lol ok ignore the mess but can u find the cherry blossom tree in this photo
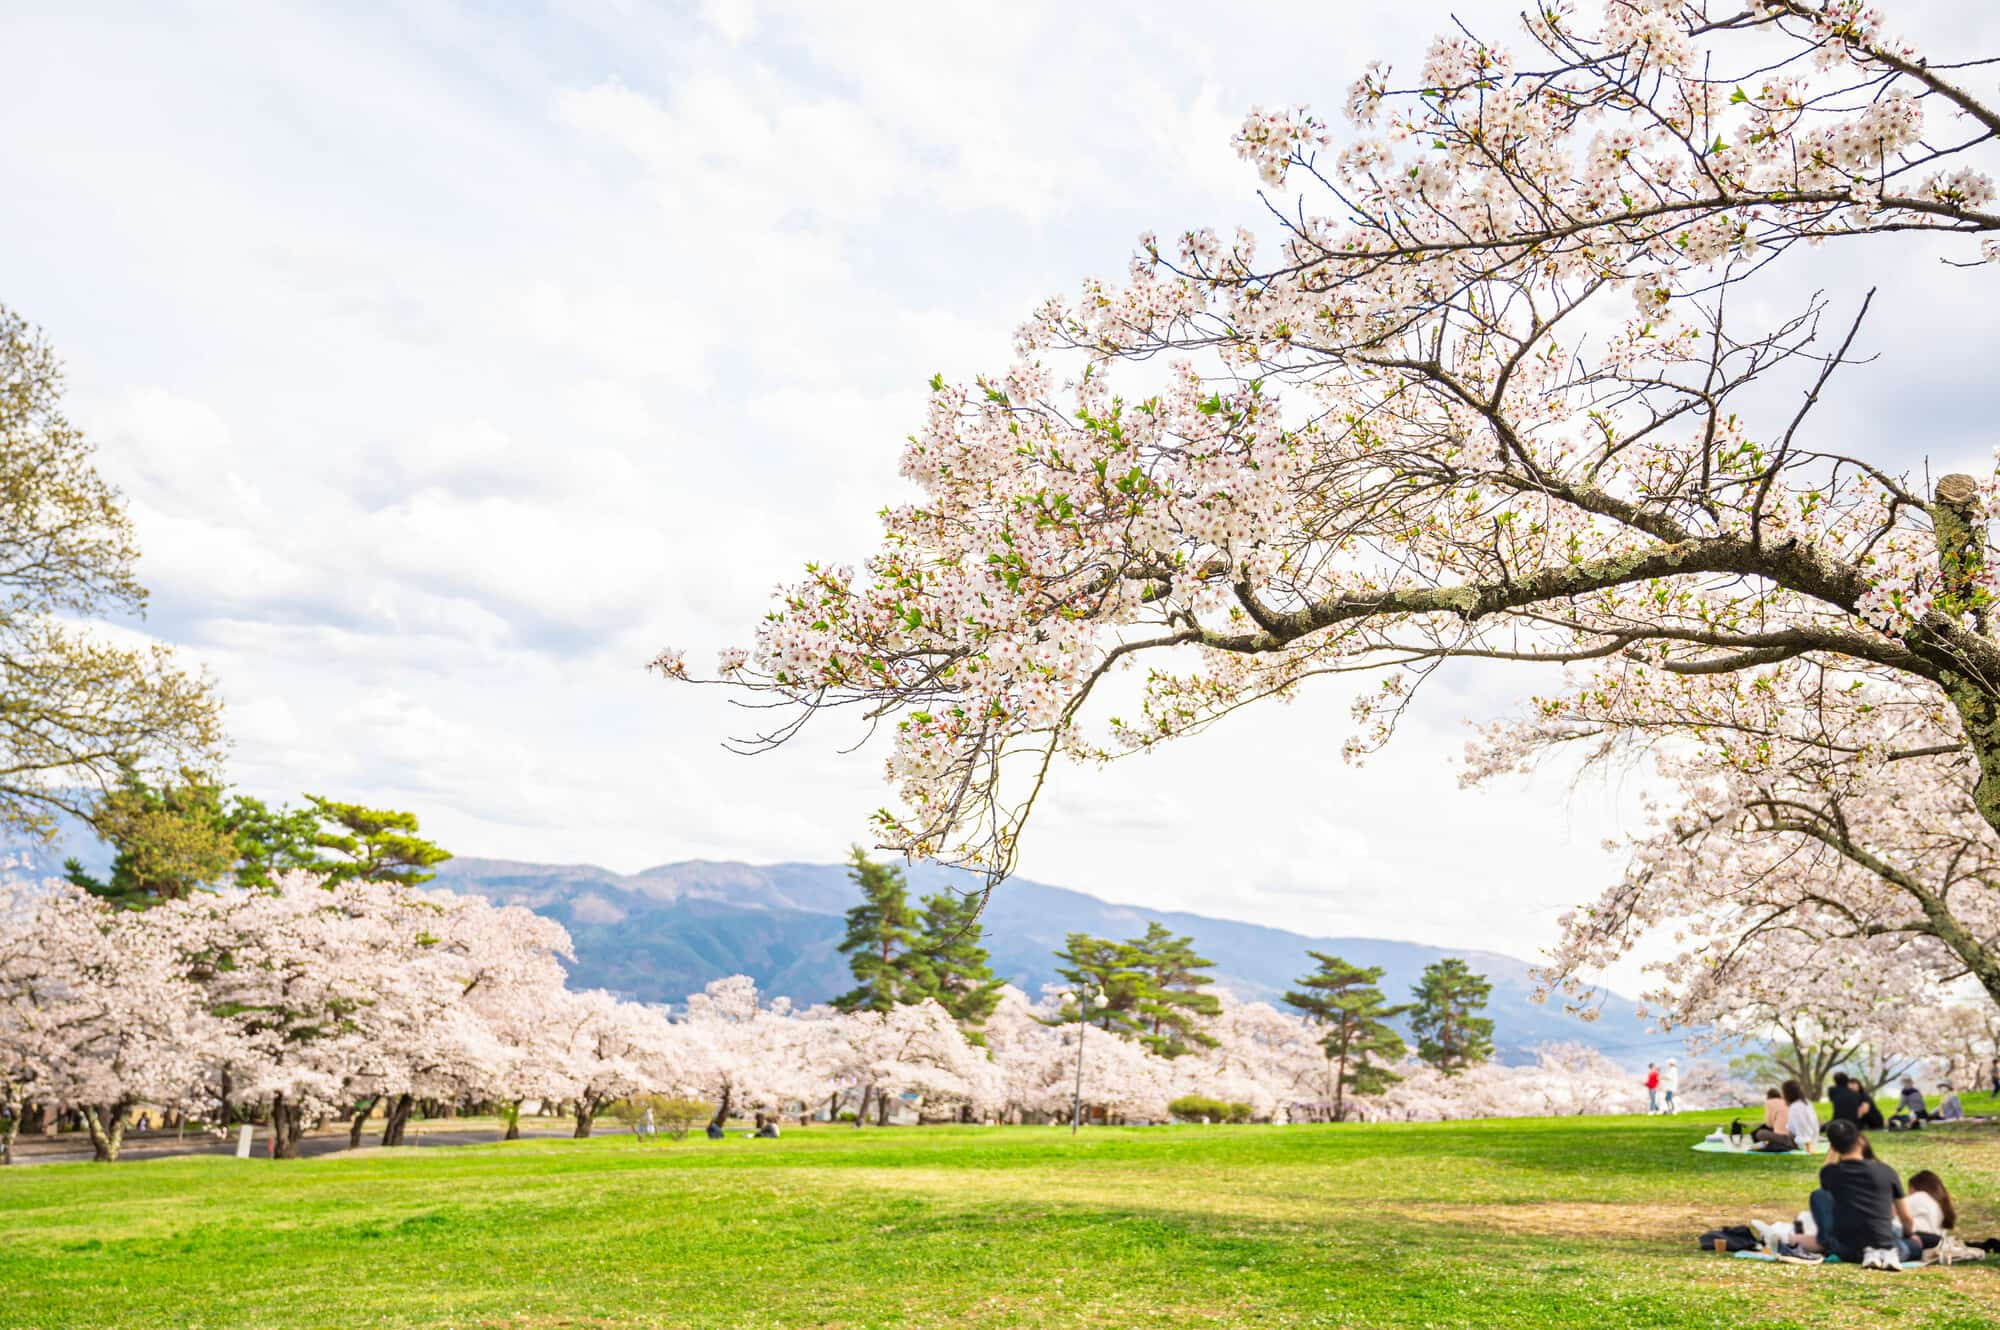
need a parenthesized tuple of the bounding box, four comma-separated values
(172, 874, 483, 1158)
(681, 976, 833, 1127)
(0, 879, 215, 1161)
(659, 3, 2000, 985)
(549, 988, 683, 1138)
(1174, 993, 1326, 1121)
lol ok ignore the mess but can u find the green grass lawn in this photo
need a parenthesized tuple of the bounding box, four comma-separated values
(6, 1106, 2000, 1329)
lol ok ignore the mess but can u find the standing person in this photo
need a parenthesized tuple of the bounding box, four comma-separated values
(1990, 1058, 1999, 1097)
(1662, 1058, 1680, 1115)
(1791, 1120, 1923, 1266)
(1645, 1063, 1661, 1114)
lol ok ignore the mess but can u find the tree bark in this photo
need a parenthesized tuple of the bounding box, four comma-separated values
(2, 1102, 19, 1166)
(380, 1093, 414, 1147)
(270, 1095, 307, 1160)
(502, 1100, 522, 1141)
(708, 1086, 733, 1133)
(82, 1104, 129, 1163)
(348, 1096, 379, 1149)
(854, 1085, 871, 1127)
(573, 1102, 595, 1139)
(877, 1091, 892, 1127)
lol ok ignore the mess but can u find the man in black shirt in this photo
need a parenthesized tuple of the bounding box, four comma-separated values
(1826, 1072, 1863, 1123)
(1802, 1120, 1921, 1265)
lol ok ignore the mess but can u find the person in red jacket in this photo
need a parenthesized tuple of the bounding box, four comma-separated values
(1645, 1063, 1662, 1114)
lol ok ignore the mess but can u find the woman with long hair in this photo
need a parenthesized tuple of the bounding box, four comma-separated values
(1906, 1171, 1957, 1248)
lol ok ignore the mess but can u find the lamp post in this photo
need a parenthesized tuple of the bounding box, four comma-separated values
(1071, 985, 1096, 1136)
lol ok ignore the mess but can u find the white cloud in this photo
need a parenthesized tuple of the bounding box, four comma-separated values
(9, 0, 1998, 976)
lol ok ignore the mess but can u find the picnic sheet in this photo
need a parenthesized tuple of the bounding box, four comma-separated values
(1691, 1139, 1806, 1156)
(1733, 1251, 1925, 1270)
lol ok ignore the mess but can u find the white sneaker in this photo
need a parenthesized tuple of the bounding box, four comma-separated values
(1861, 1247, 1903, 1270)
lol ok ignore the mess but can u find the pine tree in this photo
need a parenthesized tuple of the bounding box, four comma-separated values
(64, 768, 236, 909)
(1124, 922, 1222, 1058)
(303, 795, 451, 886)
(1284, 951, 1407, 1121)
(1409, 957, 1495, 1077)
(905, 889, 1004, 1036)
(832, 847, 917, 1012)
(1050, 932, 1148, 1035)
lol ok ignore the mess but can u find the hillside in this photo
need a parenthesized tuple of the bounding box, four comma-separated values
(432, 856, 1680, 1065)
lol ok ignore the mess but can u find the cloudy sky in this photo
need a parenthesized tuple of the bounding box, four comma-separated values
(6, 0, 1997, 968)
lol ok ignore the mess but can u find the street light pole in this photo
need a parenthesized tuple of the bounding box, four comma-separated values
(1071, 986, 1094, 1136)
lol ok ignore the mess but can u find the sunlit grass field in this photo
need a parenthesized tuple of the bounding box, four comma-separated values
(7, 1105, 2000, 1329)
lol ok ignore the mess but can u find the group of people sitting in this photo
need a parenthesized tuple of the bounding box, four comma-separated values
(704, 1113, 783, 1140)
(1751, 1119, 1966, 1268)
(1747, 1073, 1965, 1154)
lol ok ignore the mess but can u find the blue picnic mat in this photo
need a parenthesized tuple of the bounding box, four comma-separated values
(1692, 1139, 1806, 1156)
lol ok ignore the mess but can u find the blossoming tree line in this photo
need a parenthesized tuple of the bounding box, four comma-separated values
(0, 298, 1745, 1168)
(658, 2, 2000, 1062)
(2, 843, 1733, 1165)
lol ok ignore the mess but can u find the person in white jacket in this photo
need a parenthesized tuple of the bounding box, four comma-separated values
(1662, 1058, 1680, 1114)
(1786, 1084, 1819, 1151)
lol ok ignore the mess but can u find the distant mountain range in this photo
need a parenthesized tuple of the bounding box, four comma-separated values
(430, 856, 1682, 1067)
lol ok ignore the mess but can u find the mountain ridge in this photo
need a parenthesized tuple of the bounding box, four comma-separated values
(431, 855, 1679, 1066)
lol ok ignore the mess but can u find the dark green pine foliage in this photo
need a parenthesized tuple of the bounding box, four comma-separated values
(1126, 922, 1222, 1058)
(225, 795, 333, 890)
(1050, 932, 1149, 1035)
(904, 889, 1005, 1038)
(1284, 951, 1408, 1121)
(832, 848, 918, 1012)
(1409, 957, 1495, 1077)
(304, 795, 451, 887)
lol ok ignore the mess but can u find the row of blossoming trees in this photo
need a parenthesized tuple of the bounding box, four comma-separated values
(656, 0, 2000, 1065)
(1, 867, 1688, 1164)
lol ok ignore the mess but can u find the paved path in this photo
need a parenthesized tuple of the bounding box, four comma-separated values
(8, 1122, 584, 1166)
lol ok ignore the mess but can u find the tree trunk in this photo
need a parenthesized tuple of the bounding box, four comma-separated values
(826, 1092, 839, 1122)
(270, 1095, 307, 1160)
(2, 1103, 19, 1166)
(877, 1091, 892, 1127)
(380, 1093, 414, 1147)
(708, 1086, 733, 1132)
(502, 1100, 522, 1141)
(348, 1096, 379, 1148)
(573, 1102, 595, 1139)
(82, 1104, 128, 1163)
(855, 1085, 871, 1127)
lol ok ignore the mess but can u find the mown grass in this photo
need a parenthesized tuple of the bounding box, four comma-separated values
(6, 1105, 2000, 1328)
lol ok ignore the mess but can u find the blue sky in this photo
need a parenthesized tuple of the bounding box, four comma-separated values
(5, 0, 1997, 966)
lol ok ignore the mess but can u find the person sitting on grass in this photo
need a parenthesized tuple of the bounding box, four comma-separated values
(1760, 1087, 1786, 1134)
(705, 1119, 726, 1140)
(1750, 1081, 1816, 1152)
(1827, 1072, 1863, 1123)
(1937, 1084, 1965, 1122)
(1905, 1170, 1956, 1251)
(1890, 1078, 1936, 1129)
(753, 1113, 780, 1139)
(1855, 1089, 1887, 1132)
(1788, 1120, 1924, 1268)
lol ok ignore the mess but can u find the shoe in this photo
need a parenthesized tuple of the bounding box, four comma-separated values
(1861, 1247, 1903, 1270)
(1773, 1245, 1822, 1265)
